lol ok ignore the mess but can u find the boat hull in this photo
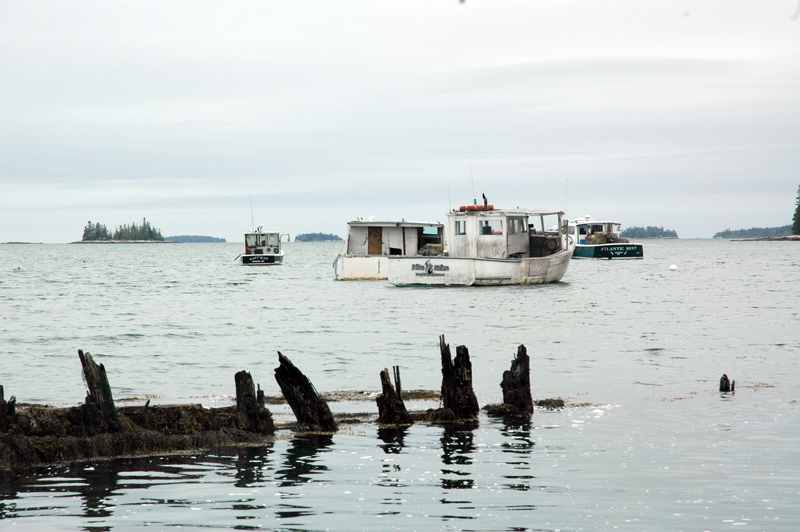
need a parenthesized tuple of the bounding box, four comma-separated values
(241, 253, 284, 265)
(573, 243, 643, 259)
(388, 247, 573, 286)
(334, 255, 389, 280)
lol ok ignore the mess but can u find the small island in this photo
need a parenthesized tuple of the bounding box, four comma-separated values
(713, 225, 792, 239)
(620, 226, 678, 239)
(295, 232, 343, 242)
(165, 235, 227, 243)
(78, 219, 168, 243)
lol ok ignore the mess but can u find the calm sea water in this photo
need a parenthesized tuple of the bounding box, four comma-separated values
(1, 240, 799, 531)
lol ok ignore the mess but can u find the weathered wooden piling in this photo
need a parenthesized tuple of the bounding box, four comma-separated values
(433, 335, 479, 422)
(502, 344, 533, 414)
(377, 366, 412, 425)
(274, 352, 338, 432)
(78, 349, 122, 434)
(719, 374, 735, 392)
(0, 385, 17, 432)
(484, 344, 533, 417)
(234, 370, 275, 434)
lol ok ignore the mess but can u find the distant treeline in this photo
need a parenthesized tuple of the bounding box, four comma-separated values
(713, 225, 792, 239)
(620, 226, 678, 239)
(166, 235, 227, 243)
(82, 219, 164, 241)
(295, 233, 342, 242)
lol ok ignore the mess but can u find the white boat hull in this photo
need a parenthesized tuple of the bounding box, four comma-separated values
(334, 255, 389, 280)
(388, 246, 573, 286)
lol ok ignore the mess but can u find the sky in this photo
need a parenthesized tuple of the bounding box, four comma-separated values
(1, 1, 799, 242)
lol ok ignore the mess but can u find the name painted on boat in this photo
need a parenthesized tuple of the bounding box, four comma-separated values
(412, 260, 449, 276)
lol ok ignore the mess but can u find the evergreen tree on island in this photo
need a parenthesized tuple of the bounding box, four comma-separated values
(82, 221, 112, 241)
(81, 218, 165, 241)
(793, 184, 800, 235)
(295, 232, 342, 242)
(619, 226, 678, 239)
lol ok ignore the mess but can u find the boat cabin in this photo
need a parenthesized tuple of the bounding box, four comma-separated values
(568, 217, 623, 244)
(343, 220, 444, 257)
(245, 227, 283, 255)
(447, 207, 565, 259)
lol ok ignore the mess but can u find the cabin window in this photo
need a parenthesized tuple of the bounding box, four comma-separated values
(591, 224, 603, 233)
(268, 234, 278, 245)
(246, 234, 257, 246)
(579, 226, 587, 235)
(422, 226, 439, 235)
(480, 220, 503, 235)
(455, 220, 466, 235)
(508, 218, 527, 236)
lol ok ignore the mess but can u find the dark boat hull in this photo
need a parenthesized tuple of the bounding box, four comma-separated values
(573, 244, 643, 259)
(241, 254, 284, 265)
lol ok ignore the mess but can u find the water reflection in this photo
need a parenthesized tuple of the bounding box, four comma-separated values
(498, 418, 535, 491)
(377, 426, 408, 454)
(230, 443, 275, 488)
(276, 434, 333, 487)
(440, 426, 476, 490)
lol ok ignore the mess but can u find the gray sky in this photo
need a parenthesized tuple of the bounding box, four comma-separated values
(2, 1, 799, 242)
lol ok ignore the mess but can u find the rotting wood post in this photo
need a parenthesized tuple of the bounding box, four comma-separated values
(377, 366, 412, 425)
(235, 370, 275, 434)
(439, 335, 479, 421)
(719, 374, 735, 393)
(501, 344, 533, 415)
(78, 349, 121, 434)
(274, 352, 337, 432)
(0, 385, 16, 432)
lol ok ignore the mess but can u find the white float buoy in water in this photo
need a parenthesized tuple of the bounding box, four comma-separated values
(669, 264, 678, 271)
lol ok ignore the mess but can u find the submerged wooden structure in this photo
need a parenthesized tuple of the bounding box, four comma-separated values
(0, 350, 277, 470)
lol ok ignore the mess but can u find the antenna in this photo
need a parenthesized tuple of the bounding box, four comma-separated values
(249, 194, 255, 231)
(564, 179, 569, 216)
(469, 157, 476, 205)
(447, 182, 452, 212)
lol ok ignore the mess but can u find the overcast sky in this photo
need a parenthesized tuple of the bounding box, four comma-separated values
(1, 1, 799, 242)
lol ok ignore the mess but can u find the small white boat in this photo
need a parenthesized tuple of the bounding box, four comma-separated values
(239, 225, 288, 265)
(568, 217, 643, 259)
(388, 201, 574, 286)
(333, 219, 444, 280)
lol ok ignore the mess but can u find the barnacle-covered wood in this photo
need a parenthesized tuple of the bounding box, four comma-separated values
(274, 352, 337, 432)
(377, 366, 412, 425)
(420, 335, 479, 423)
(0, 350, 277, 471)
(485, 344, 533, 417)
(235, 370, 275, 434)
(78, 349, 122, 434)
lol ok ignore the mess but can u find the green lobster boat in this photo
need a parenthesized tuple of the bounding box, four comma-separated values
(568, 217, 643, 259)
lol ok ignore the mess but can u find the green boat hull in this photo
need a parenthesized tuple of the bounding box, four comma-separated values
(573, 244, 643, 259)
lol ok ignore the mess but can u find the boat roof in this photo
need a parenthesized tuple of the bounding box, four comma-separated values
(346, 220, 442, 228)
(570, 218, 621, 225)
(450, 208, 564, 216)
(244, 229, 281, 234)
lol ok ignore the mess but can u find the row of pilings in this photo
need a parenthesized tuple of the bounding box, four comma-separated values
(0, 336, 535, 469)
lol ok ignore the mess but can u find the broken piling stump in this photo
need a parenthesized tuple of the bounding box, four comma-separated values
(234, 370, 275, 434)
(274, 352, 338, 432)
(78, 349, 122, 435)
(484, 344, 533, 418)
(377, 366, 412, 425)
(419, 335, 479, 423)
(0, 385, 17, 432)
(720, 374, 735, 393)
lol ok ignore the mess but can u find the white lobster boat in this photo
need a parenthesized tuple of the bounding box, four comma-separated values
(239, 225, 288, 265)
(388, 202, 574, 286)
(333, 219, 444, 280)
